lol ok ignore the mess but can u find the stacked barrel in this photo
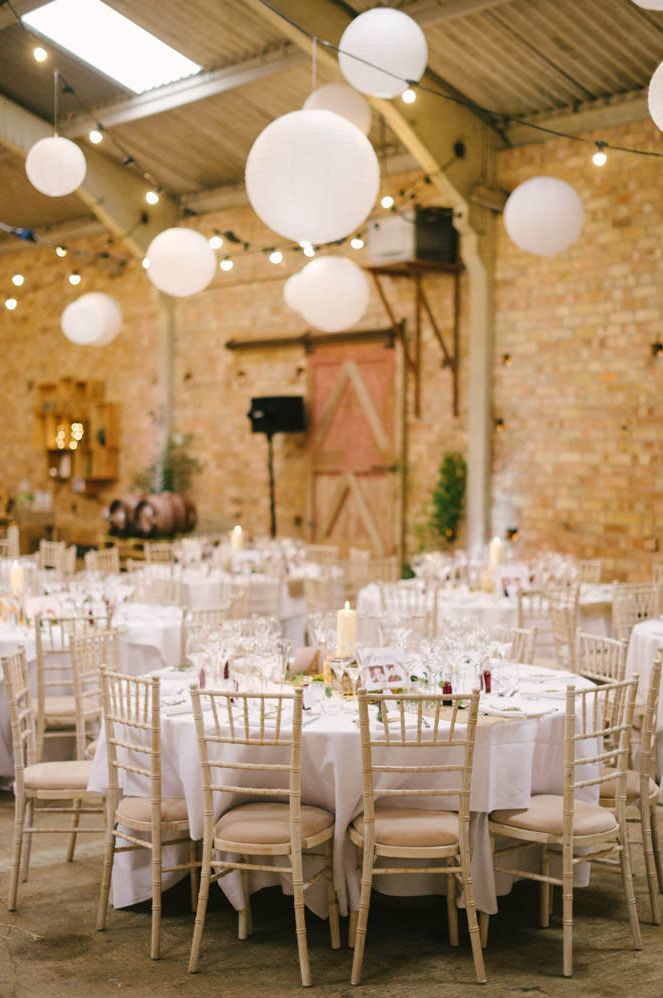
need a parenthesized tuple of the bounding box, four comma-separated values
(105, 492, 197, 537)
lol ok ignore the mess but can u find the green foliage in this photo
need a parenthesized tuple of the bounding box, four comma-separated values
(430, 452, 467, 547)
(133, 433, 202, 495)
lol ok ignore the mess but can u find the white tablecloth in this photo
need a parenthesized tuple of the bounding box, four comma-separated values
(89, 665, 595, 918)
(626, 618, 663, 800)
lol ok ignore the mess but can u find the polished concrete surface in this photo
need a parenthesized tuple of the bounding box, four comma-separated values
(1, 791, 662, 997)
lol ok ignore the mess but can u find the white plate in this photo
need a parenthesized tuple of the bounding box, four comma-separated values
(481, 695, 557, 719)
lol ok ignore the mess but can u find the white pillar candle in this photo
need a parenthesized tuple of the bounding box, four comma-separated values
(230, 524, 244, 552)
(336, 600, 356, 657)
(10, 560, 25, 597)
(488, 536, 503, 568)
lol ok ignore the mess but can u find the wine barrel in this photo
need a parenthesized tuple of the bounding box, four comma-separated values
(183, 497, 197, 532)
(134, 492, 190, 538)
(105, 493, 146, 537)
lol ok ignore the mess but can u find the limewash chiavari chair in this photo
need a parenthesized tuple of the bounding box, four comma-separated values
(37, 538, 67, 575)
(344, 554, 399, 603)
(487, 676, 640, 977)
(348, 689, 485, 986)
(70, 629, 119, 759)
(549, 586, 580, 672)
(378, 582, 433, 640)
(245, 576, 283, 618)
(144, 541, 175, 564)
(2, 649, 104, 911)
(97, 669, 198, 960)
(306, 544, 340, 568)
(653, 563, 663, 587)
(188, 686, 340, 986)
(612, 583, 662, 643)
(600, 653, 663, 924)
(180, 605, 231, 667)
(84, 545, 120, 575)
(133, 573, 183, 606)
(0, 538, 9, 558)
(577, 559, 602, 583)
(576, 633, 627, 684)
(491, 626, 538, 664)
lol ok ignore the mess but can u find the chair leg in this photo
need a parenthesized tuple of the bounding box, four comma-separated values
(66, 797, 82, 863)
(640, 800, 661, 924)
(188, 839, 199, 915)
(460, 849, 487, 985)
(324, 840, 341, 950)
(150, 832, 162, 960)
(479, 912, 489, 949)
(188, 839, 212, 973)
(238, 856, 252, 940)
(350, 846, 374, 986)
(446, 867, 459, 947)
(8, 795, 26, 911)
(650, 803, 663, 893)
(96, 818, 116, 931)
(540, 846, 551, 928)
(618, 831, 643, 951)
(291, 848, 312, 987)
(562, 847, 574, 977)
(348, 910, 358, 950)
(20, 799, 34, 883)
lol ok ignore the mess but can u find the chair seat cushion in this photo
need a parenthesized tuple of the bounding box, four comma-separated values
(44, 695, 76, 726)
(117, 796, 189, 825)
(491, 794, 618, 837)
(598, 767, 658, 802)
(214, 802, 333, 847)
(23, 759, 94, 791)
(352, 807, 459, 848)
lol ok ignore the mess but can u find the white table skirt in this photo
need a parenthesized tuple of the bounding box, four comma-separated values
(626, 618, 663, 800)
(88, 666, 596, 918)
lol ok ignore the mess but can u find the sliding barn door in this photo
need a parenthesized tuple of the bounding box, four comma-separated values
(307, 343, 401, 556)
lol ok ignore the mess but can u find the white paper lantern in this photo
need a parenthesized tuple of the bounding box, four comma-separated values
(632, 1, 663, 9)
(25, 136, 87, 197)
(145, 227, 217, 297)
(61, 293, 122, 346)
(245, 109, 380, 245)
(303, 83, 372, 135)
(288, 256, 370, 332)
(338, 8, 428, 99)
(503, 176, 585, 256)
(648, 60, 663, 131)
(283, 272, 308, 312)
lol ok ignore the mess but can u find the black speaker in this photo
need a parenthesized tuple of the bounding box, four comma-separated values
(414, 206, 458, 264)
(248, 396, 306, 435)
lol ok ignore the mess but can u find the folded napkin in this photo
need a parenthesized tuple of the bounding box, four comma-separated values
(481, 695, 557, 719)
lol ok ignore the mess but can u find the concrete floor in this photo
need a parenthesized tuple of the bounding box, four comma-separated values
(1, 791, 662, 998)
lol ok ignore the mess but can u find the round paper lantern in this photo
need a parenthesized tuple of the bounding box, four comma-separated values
(648, 60, 663, 131)
(245, 109, 380, 245)
(61, 293, 122, 346)
(303, 83, 372, 135)
(25, 136, 86, 197)
(283, 271, 308, 312)
(145, 227, 217, 297)
(503, 176, 585, 256)
(289, 256, 369, 332)
(632, 1, 663, 9)
(338, 8, 428, 99)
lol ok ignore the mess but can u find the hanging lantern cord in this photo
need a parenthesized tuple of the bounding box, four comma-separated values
(53, 67, 59, 137)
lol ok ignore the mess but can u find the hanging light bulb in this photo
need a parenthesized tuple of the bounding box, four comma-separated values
(220, 257, 234, 272)
(141, 257, 150, 270)
(89, 129, 103, 145)
(381, 194, 395, 209)
(56, 245, 67, 257)
(68, 272, 81, 286)
(592, 142, 608, 167)
(269, 249, 284, 264)
(4, 297, 17, 310)
(209, 231, 223, 250)
(401, 88, 417, 104)
(11, 274, 25, 287)
(145, 189, 160, 205)
(299, 240, 311, 249)
(350, 235, 365, 250)
(303, 245, 316, 257)
(33, 46, 48, 63)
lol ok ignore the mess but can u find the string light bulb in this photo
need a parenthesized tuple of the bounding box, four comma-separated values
(209, 231, 223, 250)
(592, 142, 608, 167)
(68, 272, 81, 286)
(298, 240, 311, 249)
(55, 245, 67, 258)
(33, 46, 48, 63)
(145, 189, 160, 205)
(381, 194, 395, 209)
(269, 249, 283, 264)
(141, 257, 150, 270)
(401, 88, 417, 104)
(220, 257, 234, 272)
(11, 274, 24, 287)
(89, 129, 103, 145)
(350, 235, 364, 250)
(303, 244, 315, 257)
(4, 297, 17, 310)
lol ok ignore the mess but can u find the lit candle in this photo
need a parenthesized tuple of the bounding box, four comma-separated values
(230, 524, 244, 552)
(488, 536, 503, 568)
(336, 601, 356, 657)
(9, 560, 25, 597)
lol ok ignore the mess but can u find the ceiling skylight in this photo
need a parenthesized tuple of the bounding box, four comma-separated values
(23, 0, 202, 94)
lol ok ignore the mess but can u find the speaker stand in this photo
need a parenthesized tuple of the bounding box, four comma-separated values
(266, 432, 277, 538)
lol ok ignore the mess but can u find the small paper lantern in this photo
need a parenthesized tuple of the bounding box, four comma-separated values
(288, 256, 370, 332)
(632, 1, 663, 9)
(303, 83, 372, 135)
(245, 109, 380, 245)
(503, 176, 585, 256)
(145, 227, 217, 297)
(25, 136, 87, 197)
(61, 293, 122, 346)
(338, 8, 428, 99)
(648, 60, 663, 131)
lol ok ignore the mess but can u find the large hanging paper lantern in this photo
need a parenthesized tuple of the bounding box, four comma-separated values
(283, 272, 307, 312)
(503, 176, 585, 256)
(648, 61, 663, 130)
(287, 256, 370, 332)
(61, 293, 122, 346)
(245, 109, 380, 245)
(145, 228, 217, 297)
(25, 136, 86, 197)
(632, 1, 663, 9)
(303, 83, 372, 136)
(338, 8, 428, 99)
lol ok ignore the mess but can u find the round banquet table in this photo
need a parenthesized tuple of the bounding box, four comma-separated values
(88, 664, 597, 918)
(626, 618, 663, 800)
